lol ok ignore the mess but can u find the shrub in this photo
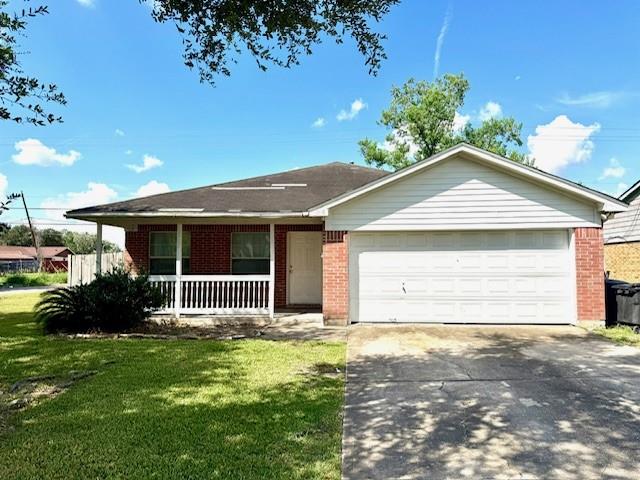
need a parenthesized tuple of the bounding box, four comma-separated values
(35, 268, 164, 334)
(35, 284, 96, 334)
(90, 268, 164, 332)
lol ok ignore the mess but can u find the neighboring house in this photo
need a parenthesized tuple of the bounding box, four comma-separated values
(66, 144, 627, 326)
(0, 246, 72, 273)
(604, 180, 640, 282)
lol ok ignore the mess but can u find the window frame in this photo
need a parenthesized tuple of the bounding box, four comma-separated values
(148, 231, 191, 275)
(230, 231, 270, 275)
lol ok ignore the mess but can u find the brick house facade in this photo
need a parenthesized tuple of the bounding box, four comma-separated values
(126, 223, 323, 308)
(70, 145, 626, 326)
(575, 228, 605, 323)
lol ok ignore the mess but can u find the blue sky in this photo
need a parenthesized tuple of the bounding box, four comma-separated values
(1, 0, 639, 244)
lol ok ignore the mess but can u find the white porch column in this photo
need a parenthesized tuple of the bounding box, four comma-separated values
(95, 222, 103, 275)
(175, 224, 183, 318)
(268, 223, 275, 319)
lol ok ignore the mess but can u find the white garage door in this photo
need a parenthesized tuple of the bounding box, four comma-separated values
(350, 230, 574, 324)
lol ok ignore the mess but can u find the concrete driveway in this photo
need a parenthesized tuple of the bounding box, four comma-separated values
(343, 325, 640, 480)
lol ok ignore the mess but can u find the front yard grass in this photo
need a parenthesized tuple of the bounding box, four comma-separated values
(594, 325, 640, 347)
(0, 293, 345, 479)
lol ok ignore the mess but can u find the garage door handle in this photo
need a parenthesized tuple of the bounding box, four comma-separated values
(402, 282, 406, 294)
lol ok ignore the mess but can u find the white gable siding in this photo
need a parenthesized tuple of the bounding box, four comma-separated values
(604, 196, 640, 244)
(325, 156, 600, 231)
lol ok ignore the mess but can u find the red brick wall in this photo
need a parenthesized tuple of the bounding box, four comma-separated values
(575, 227, 605, 322)
(125, 223, 322, 307)
(322, 231, 349, 325)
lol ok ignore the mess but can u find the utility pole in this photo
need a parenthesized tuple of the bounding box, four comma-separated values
(17, 191, 41, 271)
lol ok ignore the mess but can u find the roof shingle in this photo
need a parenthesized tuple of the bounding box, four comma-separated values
(67, 162, 389, 216)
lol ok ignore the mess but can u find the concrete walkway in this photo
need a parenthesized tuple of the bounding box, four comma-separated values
(343, 325, 640, 480)
(0, 285, 62, 296)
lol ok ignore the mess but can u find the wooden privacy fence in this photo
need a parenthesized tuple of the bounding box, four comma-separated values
(68, 252, 124, 286)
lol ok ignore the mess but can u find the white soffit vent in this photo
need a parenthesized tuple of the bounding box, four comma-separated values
(158, 208, 205, 212)
(211, 186, 285, 191)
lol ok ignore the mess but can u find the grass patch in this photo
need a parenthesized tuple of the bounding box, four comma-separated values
(593, 325, 640, 347)
(0, 293, 345, 479)
(0, 272, 67, 287)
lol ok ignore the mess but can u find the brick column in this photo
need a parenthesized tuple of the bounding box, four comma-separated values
(575, 227, 605, 323)
(322, 231, 349, 326)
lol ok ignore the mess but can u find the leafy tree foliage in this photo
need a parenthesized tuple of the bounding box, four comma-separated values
(149, 0, 399, 84)
(39, 228, 64, 246)
(0, 225, 120, 252)
(0, 0, 66, 125)
(359, 74, 532, 171)
(61, 230, 120, 254)
(0, 224, 32, 246)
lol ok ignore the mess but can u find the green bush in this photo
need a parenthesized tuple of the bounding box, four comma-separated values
(1, 272, 67, 287)
(35, 268, 164, 334)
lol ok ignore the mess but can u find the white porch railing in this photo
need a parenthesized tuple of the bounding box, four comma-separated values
(149, 275, 271, 315)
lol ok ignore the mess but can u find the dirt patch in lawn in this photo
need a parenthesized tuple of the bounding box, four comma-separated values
(0, 369, 102, 436)
(59, 321, 266, 341)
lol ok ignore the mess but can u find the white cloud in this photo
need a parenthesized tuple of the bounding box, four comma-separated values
(115, 129, 125, 137)
(135, 180, 170, 198)
(599, 158, 626, 180)
(126, 154, 163, 173)
(433, 3, 453, 78)
(337, 99, 367, 121)
(556, 91, 627, 109)
(76, 0, 95, 7)
(479, 101, 503, 121)
(452, 111, 471, 132)
(125, 149, 133, 155)
(527, 115, 600, 173)
(0, 173, 7, 198)
(40, 183, 124, 246)
(312, 117, 326, 128)
(12, 139, 81, 167)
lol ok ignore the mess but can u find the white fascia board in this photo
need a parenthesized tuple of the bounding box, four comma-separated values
(308, 144, 628, 215)
(66, 211, 308, 221)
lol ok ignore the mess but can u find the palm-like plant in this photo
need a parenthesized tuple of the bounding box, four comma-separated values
(34, 269, 164, 334)
(35, 285, 96, 333)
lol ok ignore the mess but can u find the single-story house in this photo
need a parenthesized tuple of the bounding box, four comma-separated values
(0, 246, 72, 273)
(66, 144, 627, 325)
(604, 180, 640, 282)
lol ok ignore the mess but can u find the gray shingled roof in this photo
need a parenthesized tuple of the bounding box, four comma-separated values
(67, 162, 389, 216)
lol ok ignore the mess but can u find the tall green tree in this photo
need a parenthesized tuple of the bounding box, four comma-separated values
(38, 228, 64, 246)
(0, 1, 66, 125)
(149, 0, 400, 84)
(0, 224, 33, 246)
(359, 74, 532, 171)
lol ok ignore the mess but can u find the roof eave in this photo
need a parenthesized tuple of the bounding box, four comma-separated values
(65, 211, 310, 221)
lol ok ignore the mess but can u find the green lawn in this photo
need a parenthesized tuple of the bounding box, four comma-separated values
(0, 272, 67, 287)
(594, 325, 640, 347)
(0, 293, 345, 479)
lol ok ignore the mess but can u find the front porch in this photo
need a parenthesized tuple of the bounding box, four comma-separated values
(102, 221, 329, 318)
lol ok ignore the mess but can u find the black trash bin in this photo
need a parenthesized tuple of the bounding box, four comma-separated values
(605, 279, 630, 326)
(615, 284, 640, 326)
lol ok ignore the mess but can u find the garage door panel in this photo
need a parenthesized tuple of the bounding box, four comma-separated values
(351, 230, 573, 324)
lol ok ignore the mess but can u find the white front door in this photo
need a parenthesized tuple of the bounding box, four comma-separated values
(288, 232, 323, 304)
(350, 230, 574, 324)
